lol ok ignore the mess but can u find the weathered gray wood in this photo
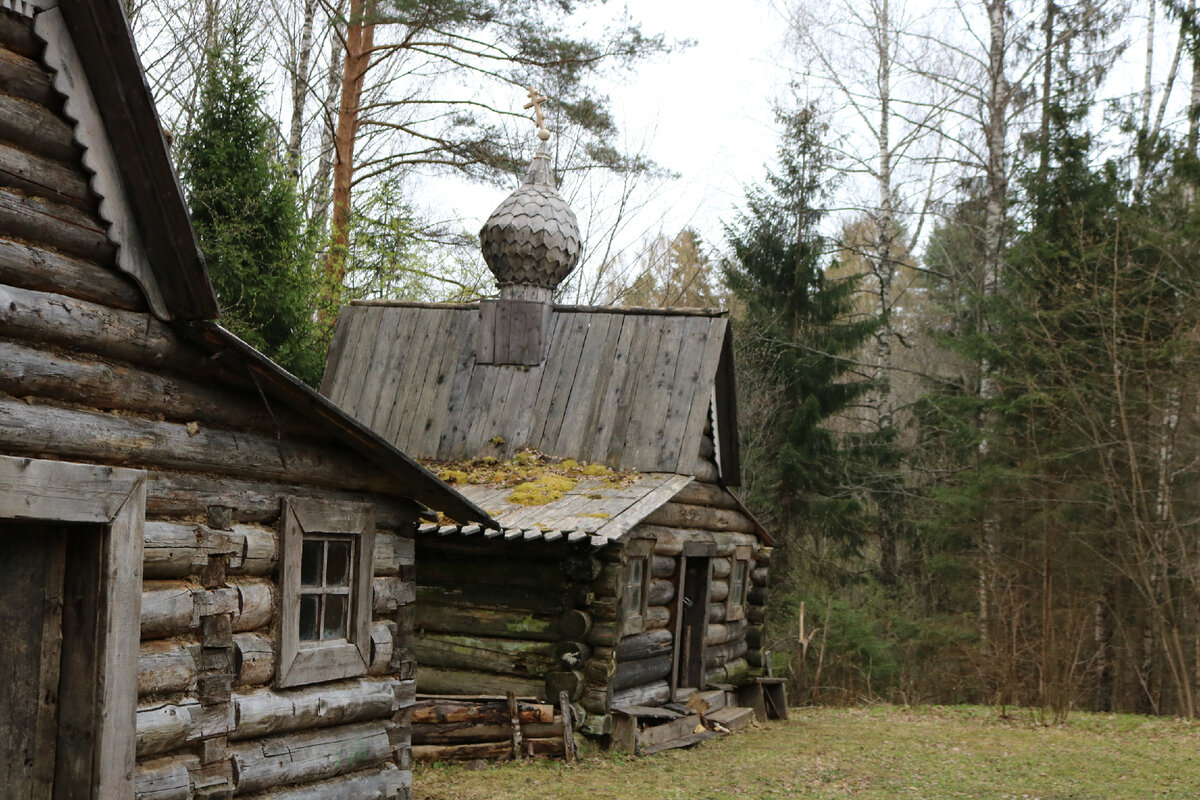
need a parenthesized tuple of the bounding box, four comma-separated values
(651, 554, 677, 578)
(232, 579, 274, 632)
(622, 315, 687, 468)
(415, 633, 557, 676)
(543, 670, 585, 701)
(411, 737, 564, 762)
(235, 764, 409, 799)
(708, 580, 730, 604)
(134, 755, 198, 800)
(704, 639, 749, 669)
(435, 313, 483, 460)
(680, 318, 730, 475)
(610, 654, 672, 692)
(602, 315, 655, 467)
(648, 577, 675, 606)
(416, 582, 567, 616)
(705, 620, 748, 646)
(0, 341, 301, 437)
(229, 721, 392, 793)
(0, 138, 92, 211)
(137, 639, 197, 696)
(0, 235, 143, 313)
(411, 719, 563, 745)
(372, 576, 415, 614)
(141, 581, 197, 639)
(642, 502, 757, 534)
(671, 480, 740, 510)
(0, 44, 57, 107)
(655, 317, 713, 468)
(549, 313, 613, 456)
(410, 698, 554, 726)
(0, 185, 112, 261)
(610, 680, 671, 708)
(231, 678, 398, 741)
(415, 602, 562, 641)
(416, 667, 545, 699)
(412, 312, 473, 456)
(328, 305, 385, 419)
(368, 621, 395, 675)
(0, 12, 41, 58)
(645, 606, 671, 630)
(0, 453, 143, 523)
(358, 304, 416, 437)
(136, 702, 193, 757)
(146, 471, 419, 529)
(233, 632, 276, 686)
(0, 396, 407, 493)
(536, 314, 592, 449)
(705, 658, 750, 685)
(389, 307, 440, 447)
(615, 629, 673, 662)
(711, 557, 732, 579)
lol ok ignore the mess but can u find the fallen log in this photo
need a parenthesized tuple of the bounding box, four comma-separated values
(412, 720, 563, 744)
(410, 737, 564, 762)
(410, 699, 553, 726)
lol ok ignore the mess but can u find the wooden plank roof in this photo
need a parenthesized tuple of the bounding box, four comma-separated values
(418, 473, 694, 548)
(323, 302, 741, 483)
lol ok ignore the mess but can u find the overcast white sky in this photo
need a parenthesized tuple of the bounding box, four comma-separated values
(422, 0, 796, 275)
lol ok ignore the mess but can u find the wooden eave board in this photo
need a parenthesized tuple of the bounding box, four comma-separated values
(54, 0, 218, 320)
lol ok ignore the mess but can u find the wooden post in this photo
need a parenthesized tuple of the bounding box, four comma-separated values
(507, 691, 522, 761)
(558, 690, 577, 764)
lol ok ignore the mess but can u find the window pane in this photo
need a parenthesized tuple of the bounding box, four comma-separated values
(301, 539, 323, 587)
(324, 593, 348, 640)
(326, 540, 351, 586)
(299, 594, 320, 641)
(627, 558, 644, 613)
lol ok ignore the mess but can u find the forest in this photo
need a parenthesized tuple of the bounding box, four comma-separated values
(127, 0, 1200, 719)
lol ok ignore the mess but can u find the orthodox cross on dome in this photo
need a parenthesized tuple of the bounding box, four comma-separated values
(524, 87, 551, 141)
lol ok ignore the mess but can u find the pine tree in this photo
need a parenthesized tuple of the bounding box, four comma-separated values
(180, 18, 321, 385)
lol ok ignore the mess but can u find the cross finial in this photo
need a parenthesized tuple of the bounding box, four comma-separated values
(524, 87, 551, 141)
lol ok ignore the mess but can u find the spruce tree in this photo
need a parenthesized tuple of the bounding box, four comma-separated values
(180, 20, 321, 385)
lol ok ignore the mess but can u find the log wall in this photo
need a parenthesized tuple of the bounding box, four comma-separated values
(0, 13, 420, 798)
(576, 483, 771, 735)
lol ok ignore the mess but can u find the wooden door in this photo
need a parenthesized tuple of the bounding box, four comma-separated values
(676, 556, 711, 690)
(0, 525, 103, 799)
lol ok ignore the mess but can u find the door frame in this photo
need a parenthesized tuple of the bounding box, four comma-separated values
(671, 541, 716, 696)
(0, 454, 145, 797)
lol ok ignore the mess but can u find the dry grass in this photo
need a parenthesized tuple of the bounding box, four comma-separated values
(414, 705, 1200, 799)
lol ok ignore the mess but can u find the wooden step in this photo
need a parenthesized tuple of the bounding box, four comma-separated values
(639, 729, 720, 755)
(707, 705, 755, 733)
(692, 689, 727, 713)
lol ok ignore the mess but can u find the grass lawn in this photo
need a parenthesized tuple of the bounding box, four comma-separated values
(413, 705, 1200, 799)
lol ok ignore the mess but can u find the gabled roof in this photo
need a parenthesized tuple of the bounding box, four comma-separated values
(36, 0, 218, 320)
(11, 0, 491, 525)
(322, 302, 742, 484)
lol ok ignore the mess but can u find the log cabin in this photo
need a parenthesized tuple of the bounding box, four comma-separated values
(0, 1, 493, 796)
(321, 118, 779, 757)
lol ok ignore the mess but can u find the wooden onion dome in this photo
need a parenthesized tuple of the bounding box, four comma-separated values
(479, 90, 581, 302)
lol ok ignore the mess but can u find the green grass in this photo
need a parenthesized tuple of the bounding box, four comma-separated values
(413, 705, 1200, 799)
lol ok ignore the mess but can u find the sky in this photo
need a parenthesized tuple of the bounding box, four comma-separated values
(421, 0, 798, 278)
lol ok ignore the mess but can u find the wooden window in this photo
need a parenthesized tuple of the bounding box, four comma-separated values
(279, 498, 375, 688)
(0, 454, 145, 797)
(621, 539, 653, 635)
(727, 546, 752, 621)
